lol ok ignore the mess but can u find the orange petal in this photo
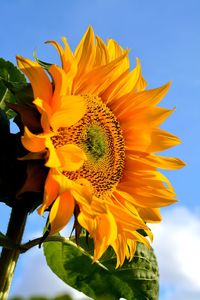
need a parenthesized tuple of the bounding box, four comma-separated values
(110, 82, 171, 117)
(119, 106, 175, 128)
(22, 127, 46, 152)
(47, 37, 77, 77)
(94, 36, 109, 66)
(117, 182, 177, 208)
(93, 212, 118, 260)
(148, 128, 182, 152)
(128, 153, 185, 170)
(124, 129, 151, 152)
(138, 207, 162, 223)
(133, 82, 171, 107)
(49, 65, 69, 103)
(103, 58, 142, 102)
(112, 233, 127, 268)
(38, 169, 59, 215)
(74, 51, 129, 95)
(33, 98, 52, 132)
(122, 169, 175, 194)
(49, 64, 72, 106)
(16, 55, 52, 103)
(61, 36, 77, 77)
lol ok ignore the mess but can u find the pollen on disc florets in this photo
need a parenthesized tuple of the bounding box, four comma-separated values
(51, 95, 125, 196)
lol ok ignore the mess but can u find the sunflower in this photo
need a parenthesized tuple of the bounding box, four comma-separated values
(16, 26, 185, 267)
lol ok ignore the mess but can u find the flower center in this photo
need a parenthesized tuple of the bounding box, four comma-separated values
(51, 95, 125, 196)
(84, 124, 107, 161)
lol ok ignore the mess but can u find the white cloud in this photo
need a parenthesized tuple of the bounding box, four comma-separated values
(9, 206, 200, 300)
(10, 247, 91, 299)
(150, 206, 200, 300)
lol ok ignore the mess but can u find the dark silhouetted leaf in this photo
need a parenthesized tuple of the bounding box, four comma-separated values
(0, 231, 16, 249)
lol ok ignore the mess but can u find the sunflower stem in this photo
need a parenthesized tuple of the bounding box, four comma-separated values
(0, 206, 28, 300)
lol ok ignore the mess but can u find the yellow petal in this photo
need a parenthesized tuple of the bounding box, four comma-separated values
(113, 190, 139, 216)
(50, 96, 86, 130)
(74, 26, 96, 80)
(107, 39, 122, 60)
(126, 230, 151, 249)
(52, 172, 76, 194)
(49, 191, 75, 235)
(16, 55, 52, 103)
(135, 71, 148, 91)
(127, 240, 137, 262)
(45, 138, 62, 168)
(33, 97, 52, 116)
(107, 38, 130, 73)
(78, 212, 95, 235)
(108, 201, 147, 230)
(56, 144, 87, 171)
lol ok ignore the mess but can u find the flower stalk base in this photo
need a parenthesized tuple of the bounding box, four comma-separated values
(0, 206, 28, 300)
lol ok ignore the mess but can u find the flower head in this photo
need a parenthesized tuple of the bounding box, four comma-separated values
(16, 26, 185, 267)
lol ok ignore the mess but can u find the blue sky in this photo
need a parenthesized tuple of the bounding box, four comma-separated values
(0, 0, 200, 299)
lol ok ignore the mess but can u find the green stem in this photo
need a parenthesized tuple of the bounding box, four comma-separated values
(20, 236, 108, 271)
(0, 206, 28, 300)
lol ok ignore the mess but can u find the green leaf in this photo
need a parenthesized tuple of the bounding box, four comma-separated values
(44, 237, 159, 300)
(0, 58, 27, 118)
(0, 80, 17, 118)
(54, 295, 73, 300)
(0, 58, 26, 90)
(10, 295, 73, 300)
(0, 231, 15, 249)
